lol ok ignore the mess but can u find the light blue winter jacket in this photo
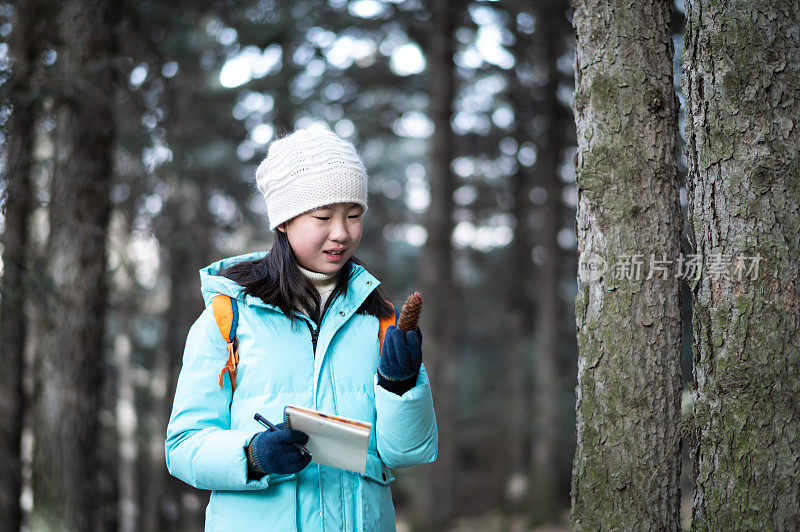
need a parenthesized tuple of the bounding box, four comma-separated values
(165, 251, 438, 531)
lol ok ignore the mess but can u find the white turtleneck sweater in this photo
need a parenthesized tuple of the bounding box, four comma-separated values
(297, 264, 338, 317)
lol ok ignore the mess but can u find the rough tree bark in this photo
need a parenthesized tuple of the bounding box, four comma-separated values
(0, 1, 46, 527)
(682, 0, 800, 528)
(570, 0, 683, 529)
(31, 0, 119, 529)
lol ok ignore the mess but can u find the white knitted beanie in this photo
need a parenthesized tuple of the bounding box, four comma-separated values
(256, 128, 369, 231)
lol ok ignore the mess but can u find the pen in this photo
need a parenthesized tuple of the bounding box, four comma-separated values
(254, 413, 311, 457)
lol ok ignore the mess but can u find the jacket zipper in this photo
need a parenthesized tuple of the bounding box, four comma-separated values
(306, 320, 319, 355)
(305, 301, 331, 357)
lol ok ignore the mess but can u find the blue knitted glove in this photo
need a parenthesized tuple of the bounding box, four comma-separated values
(246, 422, 311, 476)
(378, 325, 423, 396)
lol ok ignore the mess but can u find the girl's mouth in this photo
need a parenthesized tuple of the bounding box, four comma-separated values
(324, 250, 345, 261)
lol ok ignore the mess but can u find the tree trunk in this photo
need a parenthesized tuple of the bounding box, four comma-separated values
(145, 64, 216, 530)
(0, 1, 46, 527)
(115, 329, 138, 532)
(570, 0, 683, 529)
(151, 186, 213, 532)
(415, 0, 458, 526)
(529, 0, 571, 522)
(31, 0, 119, 528)
(503, 5, 538, 514)
(503, 108, 535, 514)
(682, 0, 800, 528)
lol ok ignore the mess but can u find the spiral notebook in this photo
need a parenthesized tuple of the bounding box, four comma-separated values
(283, 404, 372, 474)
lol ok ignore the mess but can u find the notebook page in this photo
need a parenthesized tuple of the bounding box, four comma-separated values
(284, 405, 371, 474)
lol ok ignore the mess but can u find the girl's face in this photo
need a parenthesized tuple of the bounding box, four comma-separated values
(278, 202, 364, 274)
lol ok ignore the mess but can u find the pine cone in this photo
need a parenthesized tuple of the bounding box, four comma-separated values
(397, 292, 423, 332)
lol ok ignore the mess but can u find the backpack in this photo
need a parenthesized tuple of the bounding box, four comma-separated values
(211, 294, 396, 391)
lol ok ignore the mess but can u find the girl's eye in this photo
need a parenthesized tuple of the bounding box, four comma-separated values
(348, 215, 361, 219)
(314, 217, 329, 220)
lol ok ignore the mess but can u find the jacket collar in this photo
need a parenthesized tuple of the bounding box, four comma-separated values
(198, 250, 379, 318)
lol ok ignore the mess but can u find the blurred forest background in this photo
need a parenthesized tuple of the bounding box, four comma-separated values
(0, 0, 692, 530)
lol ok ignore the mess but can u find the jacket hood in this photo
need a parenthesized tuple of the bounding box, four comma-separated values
(198, 250, 375, 310)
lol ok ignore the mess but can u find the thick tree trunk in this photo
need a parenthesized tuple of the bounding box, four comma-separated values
(0, 1, 45, 527)
(415, 0, 458, 526)
(682, 1, 800, 528)
(31, 0, 118, 529)
(570, 0, 683, 529)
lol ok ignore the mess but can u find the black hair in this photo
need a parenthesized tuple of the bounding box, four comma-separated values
(218, 229, 395, 329)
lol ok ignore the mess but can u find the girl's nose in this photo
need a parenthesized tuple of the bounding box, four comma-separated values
(329, 219, 348, 240)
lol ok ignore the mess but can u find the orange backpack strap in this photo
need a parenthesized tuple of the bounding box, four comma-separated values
(211, 294, 239, 391)
(378, 301, 397, 356)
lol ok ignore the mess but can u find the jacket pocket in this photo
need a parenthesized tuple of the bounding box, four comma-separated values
(356, 453, 396, 531)
(206, 475, 298, 532)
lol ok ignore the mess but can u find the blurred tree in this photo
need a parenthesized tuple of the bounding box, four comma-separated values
(683, 0, 800, 527)
(227, 0, 433, 270)
(107, 233, 141, 532)
(491, 1, 576, 522)
(527, 0, 573, 523)
(0, 1, 48, 528)
(30, 0, 121, 529)
(570, 0, 683, 528)
(501, 1, 538, 515)
(114, 4, 245, 529)
(416, 0, 459, 527)
(150, 184, 213, 532)
(224, 1, 301, 136)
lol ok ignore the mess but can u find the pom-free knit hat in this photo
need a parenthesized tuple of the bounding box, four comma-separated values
(256, 128, 369, 231)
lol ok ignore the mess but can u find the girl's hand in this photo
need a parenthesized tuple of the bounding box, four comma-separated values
(246, 424, 311, 475)
(378, 325, 423, 395)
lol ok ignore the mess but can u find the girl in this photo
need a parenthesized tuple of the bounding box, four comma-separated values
(165, 128, 438, 531)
